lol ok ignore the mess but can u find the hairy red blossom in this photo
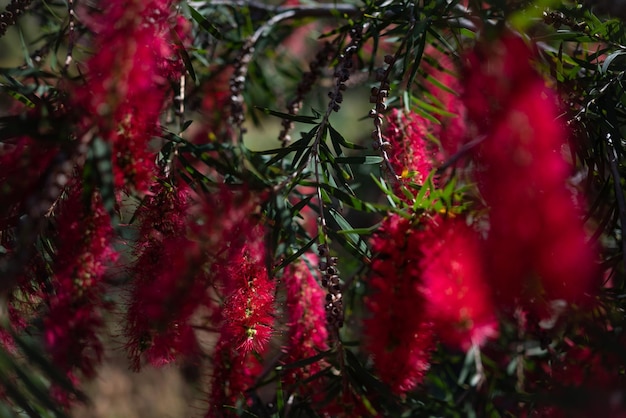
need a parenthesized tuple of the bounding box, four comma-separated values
(385, 109, 435, 184)
(74, 0, 188, 192)
(192, 187, 266, 255)
(281, 255, 328, 388)
(208, 339, 265, 417)
(464, 35, 599, 314)
(44, 182, 117, 378)
(419, 217, 497, 349)
(463, 34, 538, 131)
(125, 182, 207, 370)
(220, 235, 275, 355)
(127, 236, 207, 369)
(364, 214, 435, 394)
(204, 191, 274, 416)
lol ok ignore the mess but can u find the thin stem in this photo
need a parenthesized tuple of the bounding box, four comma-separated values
(62, 0, 76, 74)
(227, 2, 361, 133)
(191, 1, 360, 19)
(608, 137, 626, 273)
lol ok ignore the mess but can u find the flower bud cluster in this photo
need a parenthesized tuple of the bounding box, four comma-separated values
(0, 0, 31, 37)
(318, 244, 343, 330)
(370, 54, 400, 181)
(326, 27, 362, 115)
(278, 41, 337, 145)
(543, 10, 589, 32)
(229, 42, 255, 132)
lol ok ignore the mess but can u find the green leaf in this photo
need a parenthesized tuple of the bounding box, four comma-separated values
(275, 350, 330, 371)
(327, 207, 370, 258)
(334, 156, 383, 165)
(189, 6, 223, 40)
(11, 334, 83, 402)
(369, 174, 401, 207)
(406, 20, 429, 90)
(0, 86, 35, 108)
(290, 126, 319, 169)
(174, 36, 196, 82)
(272, 237, 317, 274)
(412, 96, 457, 118)
(328, 124, 366, 149)
(255, 107, 319, 124)
(302, 181, 378, 212)
(181, 120, 193, 132)
(336, 225, 380, 235)
(8, 358, 63, 415)
(602, 50, 626, 74)
(344, 349, 392, 398)
(290, 195, 315, 214)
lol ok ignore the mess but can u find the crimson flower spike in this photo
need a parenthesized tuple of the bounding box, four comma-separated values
(463, 33, 600, 317)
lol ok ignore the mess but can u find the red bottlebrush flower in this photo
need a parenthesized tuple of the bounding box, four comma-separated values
(207, 338, 265, 417)
(385, 109, 435, 184)
(364, 214, 435, 395)
(281, 254, 329, 388)
(44, 181, 117, 379)
(419, 217, 498, 349)
(204, 191, 274, 416)
(126, 235, 207, 369)
(462, 33, 537, 131)
(73, 0, 189, 192)
(125, 182, 208, 370)
(219, 235, 275, 355)
(464, 35, 599, 314)
(192, 186, 267, 256)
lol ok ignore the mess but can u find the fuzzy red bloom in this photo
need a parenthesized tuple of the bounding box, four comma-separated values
(207, 338, 265, 417)
(125, 182, 207, 370)
(419, 217, 497, 349)
(73, 0, 188, 192)
(464, 34, 599, 314)
(197, 189, 274, 416)
(364, 214, 435, 394)
(385, 109, 435, 184)
(219, 234, 275, 355)
(281, 254, 328, 389)
(45, 182, 117, 379)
